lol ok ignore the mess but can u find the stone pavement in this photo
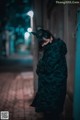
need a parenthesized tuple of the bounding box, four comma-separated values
(0, 72, 73, 120)
(0, 72, 43, 120)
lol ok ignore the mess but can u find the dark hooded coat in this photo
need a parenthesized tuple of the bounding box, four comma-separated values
(31, 38, 67, 114)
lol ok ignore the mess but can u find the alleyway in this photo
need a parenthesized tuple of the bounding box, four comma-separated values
(0, 72, 43, 120)
(0, 72, 73, 120)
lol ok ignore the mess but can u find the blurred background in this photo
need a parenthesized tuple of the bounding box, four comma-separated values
(0, 0, 34, 72)
(0, 0, 80, 120)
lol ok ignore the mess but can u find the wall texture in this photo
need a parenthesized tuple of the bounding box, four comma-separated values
(32, 1, 79, 119)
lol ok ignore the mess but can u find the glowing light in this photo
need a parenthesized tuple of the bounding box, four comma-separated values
(24, 32, 30, 40)
(27, 10, 34, 17)
(27, 27, 32, 33)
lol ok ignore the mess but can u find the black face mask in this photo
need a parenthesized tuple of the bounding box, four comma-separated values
(38, 40, 44, 51)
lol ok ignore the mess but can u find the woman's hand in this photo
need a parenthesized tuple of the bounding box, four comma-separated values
(42, 36, 53, 47)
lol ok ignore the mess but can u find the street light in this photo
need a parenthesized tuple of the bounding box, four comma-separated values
(24, 32, 30, 40)
(27, 10, 34, 18)
(27, 10, 34, 31)
(27, 27, 32, 33)
(27, 10, 38, 92)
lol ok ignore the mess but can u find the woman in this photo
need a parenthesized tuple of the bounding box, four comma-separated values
(31, 29, 67, 120)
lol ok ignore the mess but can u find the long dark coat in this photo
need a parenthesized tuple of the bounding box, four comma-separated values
(31, 38, 67, 114)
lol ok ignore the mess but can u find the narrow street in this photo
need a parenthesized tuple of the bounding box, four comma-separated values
(0, 72, 73, 120)
(0, 55, 33, 72)
(0, 72, 43, 120)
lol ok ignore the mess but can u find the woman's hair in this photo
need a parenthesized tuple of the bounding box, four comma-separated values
(31, 28, 54, 43)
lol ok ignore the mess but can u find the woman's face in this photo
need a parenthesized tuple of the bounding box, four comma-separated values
(38, 36, 53, 51)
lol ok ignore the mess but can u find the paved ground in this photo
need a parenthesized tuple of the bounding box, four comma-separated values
(0, 72, 43, 120)
(0, 72, 73, 120)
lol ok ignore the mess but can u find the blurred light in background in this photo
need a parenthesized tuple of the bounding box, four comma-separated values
(24, 32, 30, 40)
(27, 10, 34, 18)
(27, 27, 32, 33)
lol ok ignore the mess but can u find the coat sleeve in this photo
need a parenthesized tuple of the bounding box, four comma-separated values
(36, 58, 45, 75)
(36, 40, 67, 75)
(42, 40, 67, 74)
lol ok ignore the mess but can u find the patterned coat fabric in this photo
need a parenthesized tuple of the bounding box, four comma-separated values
(31, 38, 67, 114)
